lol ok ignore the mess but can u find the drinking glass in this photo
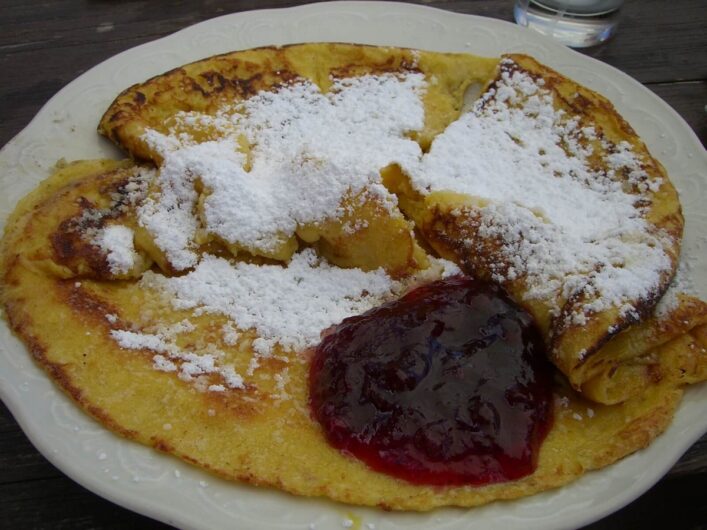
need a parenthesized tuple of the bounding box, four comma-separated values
(514, 0, 624, 48)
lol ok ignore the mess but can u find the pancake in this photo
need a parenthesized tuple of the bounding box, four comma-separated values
(98, 44, 497, 275)
(99, 43, 498, 160)
(1, 157, 701, 510)
(386, 54, 703, 403)
(2, 43, 706, 511)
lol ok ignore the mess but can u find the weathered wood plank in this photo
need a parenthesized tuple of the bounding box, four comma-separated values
(0, 475, 173, 529)
(582, 473, 707, 530)
(668, 434, 707, 478)
(648, 81, 707, 146)
(0, 403, 63, 484)
(580, 0, 707, 83)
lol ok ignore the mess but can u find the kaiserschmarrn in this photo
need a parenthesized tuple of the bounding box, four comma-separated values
(1, 43, 705, 510)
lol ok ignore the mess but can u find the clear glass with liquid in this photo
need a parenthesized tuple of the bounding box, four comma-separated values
(514, 0, 624, 48)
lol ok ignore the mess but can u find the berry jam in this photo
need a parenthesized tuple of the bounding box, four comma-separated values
(309, 276, 554, 486)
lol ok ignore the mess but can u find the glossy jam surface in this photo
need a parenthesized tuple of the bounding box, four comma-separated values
(309, 276, 554, 486)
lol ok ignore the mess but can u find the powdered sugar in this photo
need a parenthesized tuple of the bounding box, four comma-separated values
(141, 72, 426, 266)
(142, 248, 397, 357)
(407, 60, 672, 318)
(655, 256, 698, 317)
(92, 224, 137, 274)
(437, 257, 462, 278)
(111, 320, 245, 391)
(109, 56, 682, 388)
(152, 354, 177, 372)
(136, 142, 201, 270)
(221, 321, 240, 346)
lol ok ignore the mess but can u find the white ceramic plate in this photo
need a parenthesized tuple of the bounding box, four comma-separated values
(1, 2, 705, 529)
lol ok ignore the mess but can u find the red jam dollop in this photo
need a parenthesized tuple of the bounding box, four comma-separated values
(309, 276, 554, 486)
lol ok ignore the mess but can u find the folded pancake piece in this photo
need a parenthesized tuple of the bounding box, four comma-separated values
(0, 159, 700, 510)
(7, 160, 154, 281)
(98, 44, 497, 275)
(389, 54, 701, 403)
(580, 292, 707, 403)
(99, 43, 498, 160)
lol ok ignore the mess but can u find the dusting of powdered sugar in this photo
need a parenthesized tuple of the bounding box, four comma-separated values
(140, 72, 426, 267)
(110, 319, 245, 391)
(72, 167, 151, 274)
(655, 256, 698, 317)
(136, 147, 201, 270)
(407, 59, 672, 319)
(92, 225, 137, 274)
(140, 248, 397, 357)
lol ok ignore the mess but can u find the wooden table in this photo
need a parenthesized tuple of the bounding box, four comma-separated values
(1, 1, 705, 528)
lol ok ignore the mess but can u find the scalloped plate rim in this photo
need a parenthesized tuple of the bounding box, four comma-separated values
(1, 2, 706, 530)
